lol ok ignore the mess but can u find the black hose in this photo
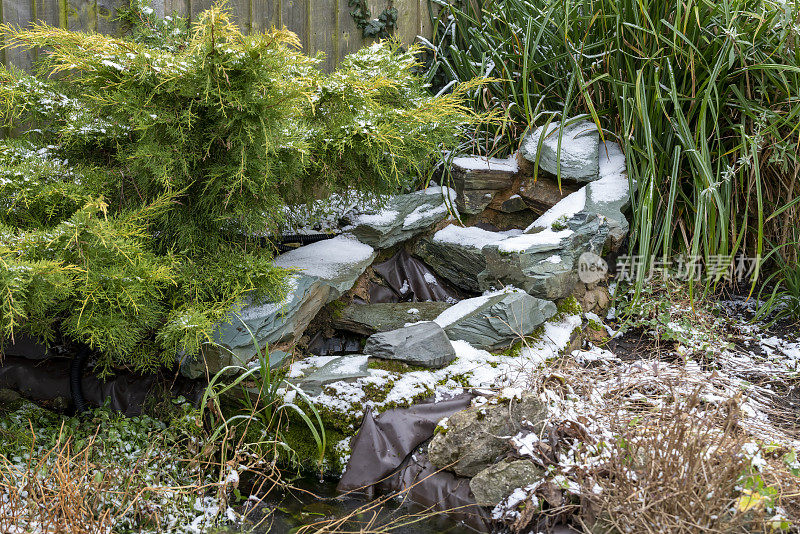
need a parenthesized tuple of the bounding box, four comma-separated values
(70, 346, 90, 414)
(272, 233, 336, 253)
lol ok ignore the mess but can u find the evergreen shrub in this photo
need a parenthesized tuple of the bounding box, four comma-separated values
(0, 6, 481, 373)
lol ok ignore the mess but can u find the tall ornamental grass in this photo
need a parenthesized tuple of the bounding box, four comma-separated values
(426, 0, 800, 308)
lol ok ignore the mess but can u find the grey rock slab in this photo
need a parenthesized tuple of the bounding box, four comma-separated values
(519, 120, 600, 183)
(296, 355, 370, 396)
(478, 213, 609, 300)
(427, 394, 547, 477)
(183, 236, 376, 377)
(450, 156, 518, 215)
(414, 224, 509, 293)
(586, 141, 635, 250)
(349, 187, 456, 249)
(364, 321, 456, 368)
(332, 302, 452, 336)
(470, 459, 545, 506)
(434, 290, 556, 351)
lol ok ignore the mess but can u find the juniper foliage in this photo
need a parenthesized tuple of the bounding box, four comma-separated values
(0, 7, 480, 373)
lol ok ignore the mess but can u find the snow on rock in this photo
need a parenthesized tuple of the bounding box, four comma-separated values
(497, 228, 574, 254)
(585, 141, 635, 248)
(524, 187, 587, 233)
(452, 155, 519, 173)
(274, 235, 375, 283)
(519, 119, 600, 183)
(349, 187, 457, 248)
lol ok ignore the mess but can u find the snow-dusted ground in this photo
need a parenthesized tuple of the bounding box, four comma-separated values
(491, 293, 800, 527)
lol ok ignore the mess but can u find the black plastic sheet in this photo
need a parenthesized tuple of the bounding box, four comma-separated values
(338, 393, 490, 532)
(0, 356, 201, 416)
(372, 249, 463, 303)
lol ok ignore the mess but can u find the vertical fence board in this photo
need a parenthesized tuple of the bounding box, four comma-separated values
(2, 0, 35, 71)
(394, 0, 417, 46)
(337, 0, 362, 64)
(1, 0, 432, 72)
(97, 0, 125, 35)
(249, 0, 275, 33)
(163, 0, 188, 19)
(66, 0, 97, 31)
(309, 0, 335, 70)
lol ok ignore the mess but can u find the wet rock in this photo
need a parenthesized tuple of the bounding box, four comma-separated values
(186, 236, 376, 376)
(332, 302, 452, 336)
(519, 120, 600, 183)
(427, 394, 547, 477)
(435, 290, 556, 351)
(470, 459, 545, 506)
(297, 355, 370, 396)
(349, 187, 456, 249)
(364, 322, 456, 368)
(450, 156, 518, 215)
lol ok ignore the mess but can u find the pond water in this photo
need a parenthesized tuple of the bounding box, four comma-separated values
(239, 475, 481, 534)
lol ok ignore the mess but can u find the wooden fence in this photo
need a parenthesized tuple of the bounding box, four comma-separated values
(0, 0, 435, 72)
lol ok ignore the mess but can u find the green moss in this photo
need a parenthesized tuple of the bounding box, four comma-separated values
(556, 295, 582, 317)
(367, 359, 428, 373)
(587, 319, 605, 331)
(327, 299, 348, 319)
(280, 408, 348, 474)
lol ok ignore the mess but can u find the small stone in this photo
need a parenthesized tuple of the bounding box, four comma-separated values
(427, 394, 547, 477)
(364, 322, 456, 369)
(499, 195, 528, 213)
(470, 459, 545, 506)
(0, 388, 21, 405)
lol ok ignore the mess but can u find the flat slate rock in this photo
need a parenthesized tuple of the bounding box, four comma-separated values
(183, 236, 376, 378)
(364, 321, 456, 368)
(434, 289, 556, 351)
(348, 187, 456, 249)
(332, 302, 453, 336)
(519, 120, 600, 183)
(296, 355, 370, 396)
(479, 212, 609, 300)
(414, 224, 520, 293)
(450, 156, 518, 215)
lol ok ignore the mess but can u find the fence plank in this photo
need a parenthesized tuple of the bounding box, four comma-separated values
(97, 0, 126, 35)
(2, 0, 35, 71)
(1, 0, 433, 72)
(66, 0, 97, 31)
